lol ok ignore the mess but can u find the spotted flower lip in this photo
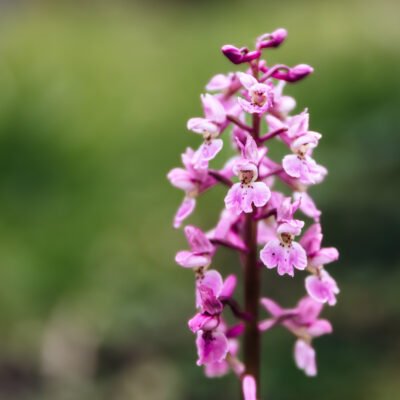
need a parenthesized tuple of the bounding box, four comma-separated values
(306, 270, 339, 306)
(225, 135, 271, 215)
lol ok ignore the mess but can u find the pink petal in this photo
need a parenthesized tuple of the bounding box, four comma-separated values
(175, 251, 211, 269)
(295, 296, 324, 324)
(206, 73, 232, 92)
(244, 134, 259, 162)
(294, 191, 321, 221)
(260, 239, 282, 270)
(204, 360, 230, 378)
(260, 297, 285, 318)
(184, 225, 214, 253)
(225, 183, 244, 215)
(201, 94, 226, 124)
(294, 340, 317, 377)
(167, 168, 196, 192)
(188, 313, 219, 333)
(282, 154, 303, 179)
(195, 139, 223, 164)
(305, 271, 339, 306)
(187, 117, 219, 135)
(237, 72, 258, 90)
(266, 114, 287, 131)
(173, 197, 196, 228)
(196, 331, 229, 366)
(251, 182, 271, 208)
(242, 375, 257, 400)
(290, 242, 308, 270)
(310, 247, 339, 267)
(307, 319, 333, 337)
(300, 223, 322, 255)
(220, 274, 237, 298)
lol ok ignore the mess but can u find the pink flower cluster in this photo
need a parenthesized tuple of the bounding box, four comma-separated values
(168, 28, 339, 395)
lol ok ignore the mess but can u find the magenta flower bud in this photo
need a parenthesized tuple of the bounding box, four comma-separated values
(272, 64, 314, 82)
(221, 45, 261, 65)
(256, 28, 288, 49)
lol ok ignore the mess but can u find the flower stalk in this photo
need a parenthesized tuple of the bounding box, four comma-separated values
(168, 28, 340, 399)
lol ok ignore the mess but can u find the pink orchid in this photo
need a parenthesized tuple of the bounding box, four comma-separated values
(306, 269, 339, 306)
(195, 269, 237, 314)
(260, 197, 307, 276)
(259, 296, 332, 337)
(300, 223, 339, 269)
(175, 225, 214, 268)
(260, 296, 332, 377)
(187, 94, 226, 168)
(169, 30, 339, 394)
(282, 131, 327, 185)
(237, 72, 273, 114)
(167, 147, 215, 228)
(225, 135, 271, 215)
(196, 330, 229, 366)
(205, 338, 243, 378)
(270, 80, 296, 118)
(210, 208, 246, 252)
(294, 191, 321, 222)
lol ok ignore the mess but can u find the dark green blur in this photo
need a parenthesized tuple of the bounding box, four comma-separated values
(0, 0, 399, 399)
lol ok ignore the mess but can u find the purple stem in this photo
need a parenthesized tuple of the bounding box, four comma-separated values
(227, 114, 253, 133)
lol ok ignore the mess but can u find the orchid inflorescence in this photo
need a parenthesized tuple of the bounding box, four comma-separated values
(168, 28, 339, 397)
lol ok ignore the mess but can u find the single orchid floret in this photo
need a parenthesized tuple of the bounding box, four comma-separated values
(225, 136, 271, 215)
(256, 28, 288, 50)
(237, 72, 273, 114)
(306, 269, 339, 306)
(294, 339, 316, 377)
(196, 330, 229, 366)
(260, 197, 307, 276)
(195, 269, 237, 314)
(260, 296, 332, 376)
(175, 225, 214, 268)
(210, 208, 247, 252)
(270, 80, 296, 118)
(168, 147, 215, 228)
(260, 296, 332, 337)
(242, 375, 257, 400)
(300, 223, 339, 269)
(282, 132, 327, 185)
(221, 45, 261, 65)
(187, 94, 226, 168)
(205, 338, 243, 378)
(294, 191, 321, 222)
(206, 72, 237, 92)
(271, 64, 314, 82)
(267, 110, 309, 141)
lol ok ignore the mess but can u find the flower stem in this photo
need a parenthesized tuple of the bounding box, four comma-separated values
(242, 111, 262, 395)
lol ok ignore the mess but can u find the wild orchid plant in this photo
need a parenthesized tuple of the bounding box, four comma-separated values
(168, 28, 339, 398)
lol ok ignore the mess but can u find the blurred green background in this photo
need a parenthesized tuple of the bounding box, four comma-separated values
(0, 0, 399, 399)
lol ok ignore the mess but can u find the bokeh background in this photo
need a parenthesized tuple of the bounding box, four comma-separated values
(0, 0, 399, 399)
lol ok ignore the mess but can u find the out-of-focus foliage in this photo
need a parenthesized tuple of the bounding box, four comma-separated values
(0, 0, 399, 399)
